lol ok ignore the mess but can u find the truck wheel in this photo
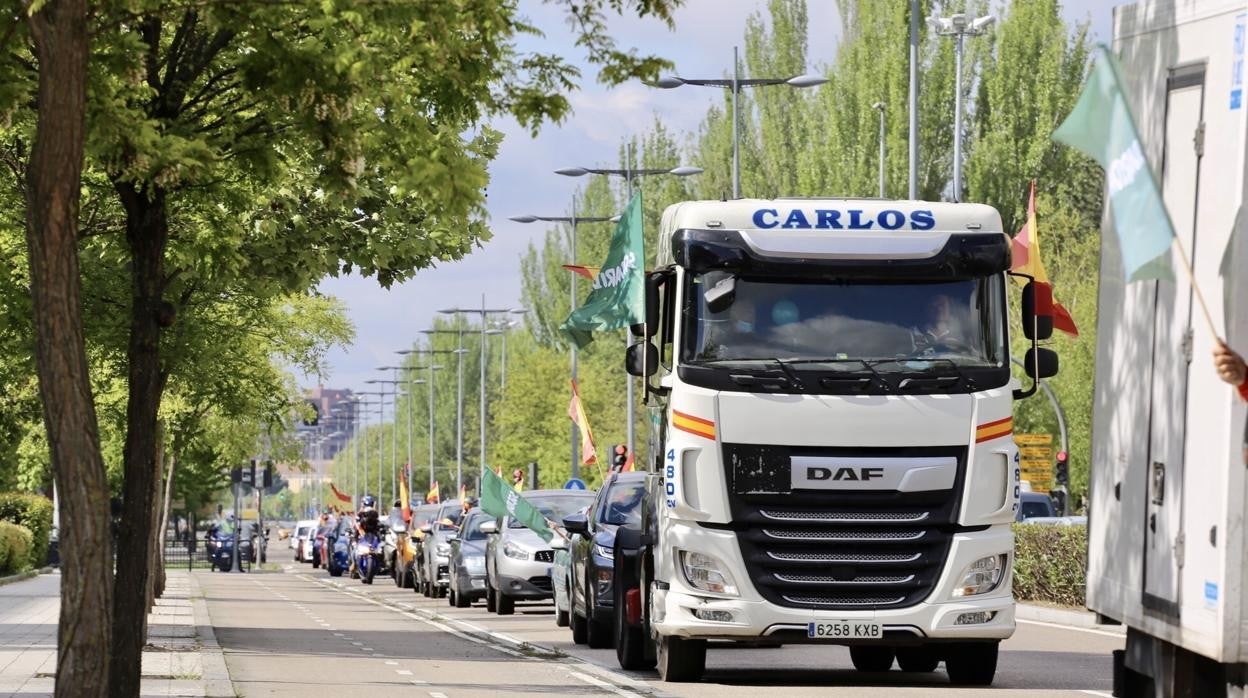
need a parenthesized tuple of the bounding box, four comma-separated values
(945, 642, 998, 686)
(849, 646, 895, 672)
(615, 595, 651, 669)
(657, 635, 706, 683)
(896, 646, 940, 672)
(570, 606, 588, 645)
(496, 591, 515, 615)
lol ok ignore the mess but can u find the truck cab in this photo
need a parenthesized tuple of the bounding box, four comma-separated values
(621, 198, 1056, 684)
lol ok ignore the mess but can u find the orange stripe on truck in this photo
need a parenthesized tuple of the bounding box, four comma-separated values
(672, 410, 716, 440)
(975, 416, 1013, 443)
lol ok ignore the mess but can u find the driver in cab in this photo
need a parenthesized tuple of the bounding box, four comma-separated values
(912, 294, 970, 354)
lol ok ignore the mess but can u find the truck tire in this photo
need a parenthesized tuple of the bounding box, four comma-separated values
(614, 593, 651, 669)
(944, 642, 998, 686)
(657, 635, 706, 683)
(496, 590, 515, 615)
(849, 646, 895, 672)
(570, 606, 588, 645)
(896, 646, 940, 672)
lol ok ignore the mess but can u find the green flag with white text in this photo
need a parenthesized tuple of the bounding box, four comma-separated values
(479, 467, 553, 542)
(1052, 44, 1176, 282)
(560, 193, 645, 348)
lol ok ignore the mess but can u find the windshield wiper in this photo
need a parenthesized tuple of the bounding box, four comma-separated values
(700, 358, 806, 391)
(779, 358, 889, 392)
(865, 357, 972, 391)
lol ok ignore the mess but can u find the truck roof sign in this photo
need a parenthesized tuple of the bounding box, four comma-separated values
(752, 207, 935, 231)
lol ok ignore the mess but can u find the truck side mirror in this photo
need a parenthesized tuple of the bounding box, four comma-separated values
(626, 342, 658, 377)
(1021, 282, 1054, 341)
(1024, 347, 1059, 379)
(704, 274, 736, 314)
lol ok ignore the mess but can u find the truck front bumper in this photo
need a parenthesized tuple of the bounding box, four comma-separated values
(651, 525, 1015, 643)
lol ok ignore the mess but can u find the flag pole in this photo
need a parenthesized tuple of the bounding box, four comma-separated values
(1170, 235, 1221, 341)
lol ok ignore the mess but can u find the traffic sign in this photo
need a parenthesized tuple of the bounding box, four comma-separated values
(563, 478, 587, 490)
(1016, 433, 1054, 493)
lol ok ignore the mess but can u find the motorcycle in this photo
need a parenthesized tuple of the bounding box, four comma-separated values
(207, 525, 251, 572)
(355, 531, 383, 584)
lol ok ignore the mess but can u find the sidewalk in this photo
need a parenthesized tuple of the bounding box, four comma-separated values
(0, 570, 232, 696)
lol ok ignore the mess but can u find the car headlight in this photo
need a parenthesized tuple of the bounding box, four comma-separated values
(592, 543, 615, 560)
(951, 554, 1008, 597)
(464, 556, 486, 573)
(679, 550, 739, 596)
(503, 541, 531, 560)
(436, 542, 451, 556)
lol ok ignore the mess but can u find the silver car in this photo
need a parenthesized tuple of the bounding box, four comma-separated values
(417, 499, 461, 598)
(482, 490, 594, 615)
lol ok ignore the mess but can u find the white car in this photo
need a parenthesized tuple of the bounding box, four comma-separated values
(292, 519, 316, 561)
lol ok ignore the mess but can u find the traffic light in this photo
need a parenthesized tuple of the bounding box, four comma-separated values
(263, 460, 274, 489)
(1055, 451, 1069, 487)
(612, 444, 628, 472)
(241, 459, 256, 487)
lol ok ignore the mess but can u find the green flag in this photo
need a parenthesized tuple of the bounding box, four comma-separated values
(479, 467, 553, 542)
(560, 193, 645, 348)
(1052, 44, 1175, 282)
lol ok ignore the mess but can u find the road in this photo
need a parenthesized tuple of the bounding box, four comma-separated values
(197, 566, 1122, 697)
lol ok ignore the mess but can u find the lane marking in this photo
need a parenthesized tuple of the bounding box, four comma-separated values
(396, 669, 413, 676)
(1080, 692, 1113, 697)
(566, 669, 643, 698)
(385, 661, 398, 666)
(429, 693, 448, 698)
(410, 679, 428, 685)
(1018, 619, 1126, 639)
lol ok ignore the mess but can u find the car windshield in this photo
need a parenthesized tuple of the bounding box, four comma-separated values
(509, 496, 594, 529)
(682, 274, 1005, 369)
(461, 514, 489, 541)
(599, 481, 646, 526)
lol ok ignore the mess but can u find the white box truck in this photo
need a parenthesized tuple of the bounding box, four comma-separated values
(1089, 1, 1248, 695)
(611, 198, 1058, 685)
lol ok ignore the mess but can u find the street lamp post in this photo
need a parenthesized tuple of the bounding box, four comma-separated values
(422, 329, 471, 493)
(872, 102, 887, 198)
(652, 46, 825, 199)
(554, 156, 701, 459)
(398, 348, 454, 495)
(510, 212, 618, 480)
(930, 13, 995, 202)
(438, 302, 527, 491)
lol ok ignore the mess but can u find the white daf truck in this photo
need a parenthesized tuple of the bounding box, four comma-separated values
(1089, 2, 1248, 696)
(611, 198, 1057, 685)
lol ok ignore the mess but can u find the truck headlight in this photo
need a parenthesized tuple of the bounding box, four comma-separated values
(680, 550, 739, 596)
(951, 554, 1007, 597)
(503, 541, 531, 560)
(592, 543, 614, 560)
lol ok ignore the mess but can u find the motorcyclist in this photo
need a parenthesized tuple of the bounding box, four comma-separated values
(357, 495, 380, 538)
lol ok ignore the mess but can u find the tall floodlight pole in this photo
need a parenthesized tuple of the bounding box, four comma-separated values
(437, 303, 527, 490)
(930, 13, 995, 202)
(872, 102, 887, 198)
(393, 365, 428, 506)
(651, 48, 824, 199)
(510, 214, 618, 480)
(909, 0, 919, 199)
(423, 329, 471, 493)
(553, 159, 700, 458)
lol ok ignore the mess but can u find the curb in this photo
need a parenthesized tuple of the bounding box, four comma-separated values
(0, 565, 55, 587)
(1016, 602, 1125, 633)
(187, 572, 235, 697)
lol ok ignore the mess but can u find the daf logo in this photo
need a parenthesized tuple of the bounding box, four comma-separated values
(806, 466, 885, 481)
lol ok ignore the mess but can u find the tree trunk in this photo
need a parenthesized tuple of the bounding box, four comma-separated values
(23, 1, 114, 696)
(155, 448, 177, 599)
(146, 422, 165, 614)
(110, 185, 170, 698)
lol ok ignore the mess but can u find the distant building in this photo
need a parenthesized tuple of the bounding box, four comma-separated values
(286, 385, 356, 495)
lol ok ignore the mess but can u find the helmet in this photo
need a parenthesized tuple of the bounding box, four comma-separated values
(361, 495, 376, 509)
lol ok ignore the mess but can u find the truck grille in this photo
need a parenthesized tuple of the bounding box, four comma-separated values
(722, 444, 964, 612)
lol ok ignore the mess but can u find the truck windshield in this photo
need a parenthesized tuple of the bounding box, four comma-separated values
(681, 274, 1005, 370)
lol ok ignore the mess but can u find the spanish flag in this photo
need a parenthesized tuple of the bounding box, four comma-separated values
(330, 483, 353, 504)
(1011, 181, 1078, 337)
(567, 379, 598, 465)
(399, 473, 411, 523)
(561, 264, 600, 281)
(426, 481, 440, 504)
(458, 483, 467, 503)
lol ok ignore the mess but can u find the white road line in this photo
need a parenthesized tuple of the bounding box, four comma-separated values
(361, 647, 374, 651)
(1018, 619, 1126, 639)
(396, 669, 413, 676)
(428, 692, 448, 698)
(566, 669, 643, 698)
(351, 642, 363, 646)
(384, 661, 398, 666)
(410, 679, 428, 685)
(1079, 691, 1113, 697)
(333, 633, 344, 637)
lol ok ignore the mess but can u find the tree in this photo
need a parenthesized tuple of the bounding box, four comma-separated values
(17, 0, 114, 694)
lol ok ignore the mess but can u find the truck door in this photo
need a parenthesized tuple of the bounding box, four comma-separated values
(1142, 64, 1205, 617)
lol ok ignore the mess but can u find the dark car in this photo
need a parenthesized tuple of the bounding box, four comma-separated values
(448, 508, 491, 608)
(563, 472, 648, 648)
(1016, 491, 1057, 521)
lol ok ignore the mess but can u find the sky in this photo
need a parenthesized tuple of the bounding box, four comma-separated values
(306, 0, 1123, 401)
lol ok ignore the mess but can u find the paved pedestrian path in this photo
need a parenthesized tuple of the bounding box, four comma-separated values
(0, 570, 231, 696)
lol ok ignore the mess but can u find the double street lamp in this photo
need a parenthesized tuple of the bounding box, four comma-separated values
(556, 163, 703, 459)
(438, 302, 528, 490)
(398, 347, 457, 497)
(929, 13, 995, 202)
(651, 46, 825, 199)
(421, 327, 472, 494)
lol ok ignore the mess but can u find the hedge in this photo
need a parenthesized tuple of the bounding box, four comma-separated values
(0, 522, 33, 575)
(0, 494, 53, 570)
(1012, 523, 1087, 607)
